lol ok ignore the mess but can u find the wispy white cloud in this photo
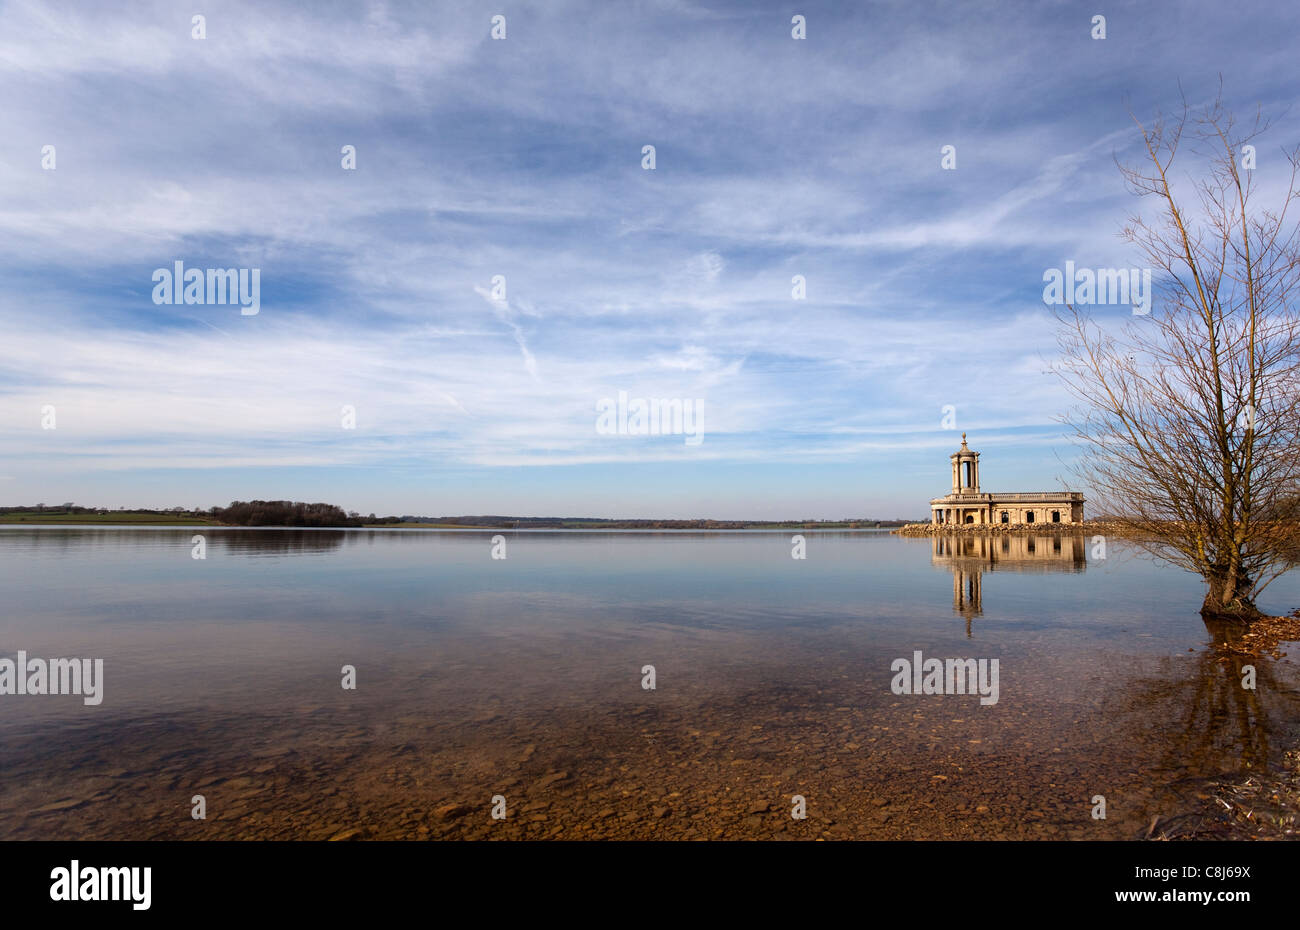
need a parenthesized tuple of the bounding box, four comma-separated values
(1, 0, 1295, 513)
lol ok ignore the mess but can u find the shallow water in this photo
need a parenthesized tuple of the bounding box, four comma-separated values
(1, 527, 1297, 840)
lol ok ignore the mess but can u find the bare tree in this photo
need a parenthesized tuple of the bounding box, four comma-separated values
(1053, 91, 1300, 623)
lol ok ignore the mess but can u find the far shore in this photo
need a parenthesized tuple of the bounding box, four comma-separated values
(0, 511, 914, 531)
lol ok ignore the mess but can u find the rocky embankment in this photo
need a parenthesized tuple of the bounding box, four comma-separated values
(892, 520, 1133, 537)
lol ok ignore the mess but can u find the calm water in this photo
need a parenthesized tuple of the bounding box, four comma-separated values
(1, 527, 1297, 840)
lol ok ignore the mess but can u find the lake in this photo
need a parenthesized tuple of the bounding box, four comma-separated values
(1, 526, 1297, 840)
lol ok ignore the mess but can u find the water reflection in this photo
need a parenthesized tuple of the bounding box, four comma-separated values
(1115, 617, 1299, 834)
(0, 526, 349, 555)
(931, 534, 1088, 633)
(1168, 616, 1279, 771)
(207, 529, 348, 555)
(0, 527, 1296, 841)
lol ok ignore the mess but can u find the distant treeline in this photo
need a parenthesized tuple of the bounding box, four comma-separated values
(1, 504, 204, 517)
(2, 503, 917, 529)
(214, 501, 396, 527)
(2, 504, 105, 514)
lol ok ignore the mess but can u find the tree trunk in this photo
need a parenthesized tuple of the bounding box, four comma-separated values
(1200, 568, 1264, 623)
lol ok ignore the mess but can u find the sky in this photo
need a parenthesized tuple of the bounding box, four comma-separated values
(1, 0, 1297, 519)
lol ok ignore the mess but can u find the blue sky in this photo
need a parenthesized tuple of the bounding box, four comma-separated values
(1, 0, 1297, 519)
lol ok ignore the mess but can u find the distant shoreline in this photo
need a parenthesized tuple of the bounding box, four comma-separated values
(0, 510, 916, 531)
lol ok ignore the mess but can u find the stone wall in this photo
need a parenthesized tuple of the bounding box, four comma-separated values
(897, 520, 1129, 537)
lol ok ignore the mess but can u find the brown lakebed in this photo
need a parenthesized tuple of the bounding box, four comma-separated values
(1, 527, 1297, 840)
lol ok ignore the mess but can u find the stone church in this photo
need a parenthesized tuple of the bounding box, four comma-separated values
(930, 434, 1084, 525)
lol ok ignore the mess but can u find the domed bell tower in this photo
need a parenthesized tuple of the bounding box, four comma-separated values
(951, 433, 980, 494)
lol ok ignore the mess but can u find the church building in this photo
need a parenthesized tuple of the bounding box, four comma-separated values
(930, 434, 1084, 526)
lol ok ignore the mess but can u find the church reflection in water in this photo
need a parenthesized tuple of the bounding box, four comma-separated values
(931, 534, 1088, 635)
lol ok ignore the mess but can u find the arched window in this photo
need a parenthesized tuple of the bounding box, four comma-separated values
(1025, 511, 1035, 523)
(1051, 510, 1060, 523)
(1000, 511, 1008, 524)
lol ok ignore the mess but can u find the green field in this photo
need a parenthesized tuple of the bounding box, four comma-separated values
(0, 511, 220, 525)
